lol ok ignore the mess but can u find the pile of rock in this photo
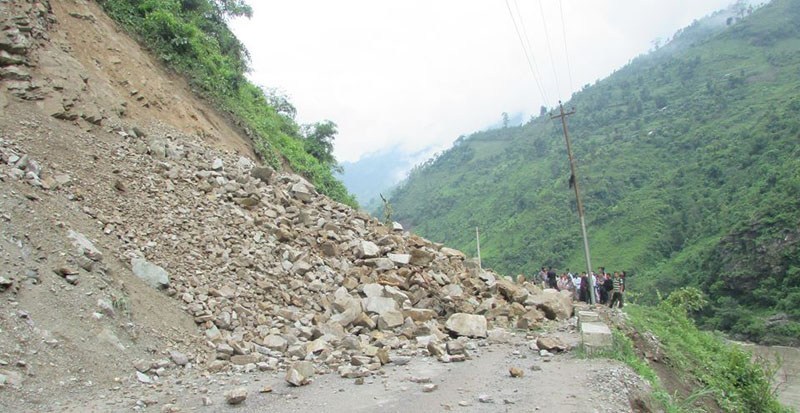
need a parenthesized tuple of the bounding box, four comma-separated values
(0, 128, 577, 383)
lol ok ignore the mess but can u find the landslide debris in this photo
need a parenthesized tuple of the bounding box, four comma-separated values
(0, 0, 597, 411)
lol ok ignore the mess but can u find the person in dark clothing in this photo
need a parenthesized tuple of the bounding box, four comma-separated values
(578, 272, 590, 302)
(600, 273, 613, 304)
(546, 267, 558, 289)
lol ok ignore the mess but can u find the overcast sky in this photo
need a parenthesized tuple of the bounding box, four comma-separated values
(231, 0, 734, 163)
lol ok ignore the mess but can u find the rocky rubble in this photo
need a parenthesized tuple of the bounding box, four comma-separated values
(0, 119, 576, 385)
(0, 0, 584, 408)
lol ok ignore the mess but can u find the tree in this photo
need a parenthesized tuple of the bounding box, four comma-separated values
(213, 0, 253, 18)
(540, 106, 548, 117)
(262, 87, 296, 120)
(502, 112, 509, 128)
(180, 0, 252, 18)
(302, 120, 341, 172)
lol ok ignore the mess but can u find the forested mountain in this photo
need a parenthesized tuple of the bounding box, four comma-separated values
(387, 0, 800, 345)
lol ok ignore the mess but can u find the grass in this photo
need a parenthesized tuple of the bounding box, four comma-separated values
(608, 304, 794, 413)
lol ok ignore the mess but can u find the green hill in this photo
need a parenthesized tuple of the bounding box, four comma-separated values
(388, 0, 800, 345)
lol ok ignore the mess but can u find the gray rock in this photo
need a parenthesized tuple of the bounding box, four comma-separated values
(170, 351, 189, 366)
(445, 313, 487, 338)
(0, 50, 25, 66)
(409, 248, 434, 266)
(225, 387, 247, 405)
(528, 289, 573, 320)
(68, 230, 103, 261)
(148, 138, 166, 159)
(536, 336, 567, 352)
(97, 299, 115, 317)
(387, 253, 410, 265)
(263, 335, 288, 352)
(0, 66, 30, 81)
(361, 283, 384, 298)
(446, 341, 466, 355)
(363, 296, 397, 316)
(251, 166, 274, 183)
(377, 310, 404, 330)
(0, 276, 12, 292)
(211, 158, 224, 170)
(131, 257, 169, 289)
(290, 182, 313, 202)
(136, 371, 152, 384)
(356, 240, 380, 258)
(285, 361, 315, 386)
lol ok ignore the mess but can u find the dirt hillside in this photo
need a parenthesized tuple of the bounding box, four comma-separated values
(1, 1, 652, 412)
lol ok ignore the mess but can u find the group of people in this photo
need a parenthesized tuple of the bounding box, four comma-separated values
(532, 267, 625, 308)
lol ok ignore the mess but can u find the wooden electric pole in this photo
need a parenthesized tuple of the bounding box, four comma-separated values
(475, 227, 482, 270)
(551, 101, 596, 304)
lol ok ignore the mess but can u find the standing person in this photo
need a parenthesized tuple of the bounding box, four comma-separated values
(609, 271, 625, 309)
(547, 267, 558, 290)
(572, 272, 582, 300)
(601, 273, 613, 304)
(557, 273, 573, 292)
(538, 267, 548, 289)
(578, 272, 589, 302)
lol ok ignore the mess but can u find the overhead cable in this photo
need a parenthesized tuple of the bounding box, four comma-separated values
(558, 0, 575, 94)
(504, 0, 550, 107)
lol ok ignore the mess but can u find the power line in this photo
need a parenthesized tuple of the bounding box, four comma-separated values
(504, 0, 549, 107)
(558, 0, 575, 94)
(513, 0, 550, 104)
(536, 0, 562, 99)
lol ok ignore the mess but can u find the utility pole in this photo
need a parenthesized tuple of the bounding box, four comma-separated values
(551, 101, 596, 304)
(475, 227, 482, 270)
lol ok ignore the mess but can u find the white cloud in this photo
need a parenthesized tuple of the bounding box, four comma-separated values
(231, 0, 734, 163)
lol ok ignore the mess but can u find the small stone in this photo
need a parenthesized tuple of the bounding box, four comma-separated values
(422, 383, 438, 393)
(259, 385, 272, 393)
(478, 394, 494, 403)
(170, 351, 189, 366)
(225, 387, 247, 405)
(136, 371, 152, 384)
(201, 397, 213, 406)
(509, 367, 524, 378)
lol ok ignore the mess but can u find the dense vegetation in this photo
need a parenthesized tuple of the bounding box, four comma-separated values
(387, 0, 800, 344)
(593, 294, 790, 412)
(98, 0, 356, 206)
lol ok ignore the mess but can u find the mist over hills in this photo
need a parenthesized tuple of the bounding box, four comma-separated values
(385, 0, 800, 344)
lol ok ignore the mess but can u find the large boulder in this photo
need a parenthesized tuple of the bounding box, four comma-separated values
(356, 240, 380, 258)
(444, 313, 487, 338)
(251, 166, 274, 183)
(495, 277, 527, 303)
(363, 296, 398, 316)
(131, 257, 169, 289)
(409, 248, 434, 266)
(527, 289, 572, 320)
(285, 361, 315, 386)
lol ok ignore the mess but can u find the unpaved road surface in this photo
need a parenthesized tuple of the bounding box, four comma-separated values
(57, 330, 646, 413)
